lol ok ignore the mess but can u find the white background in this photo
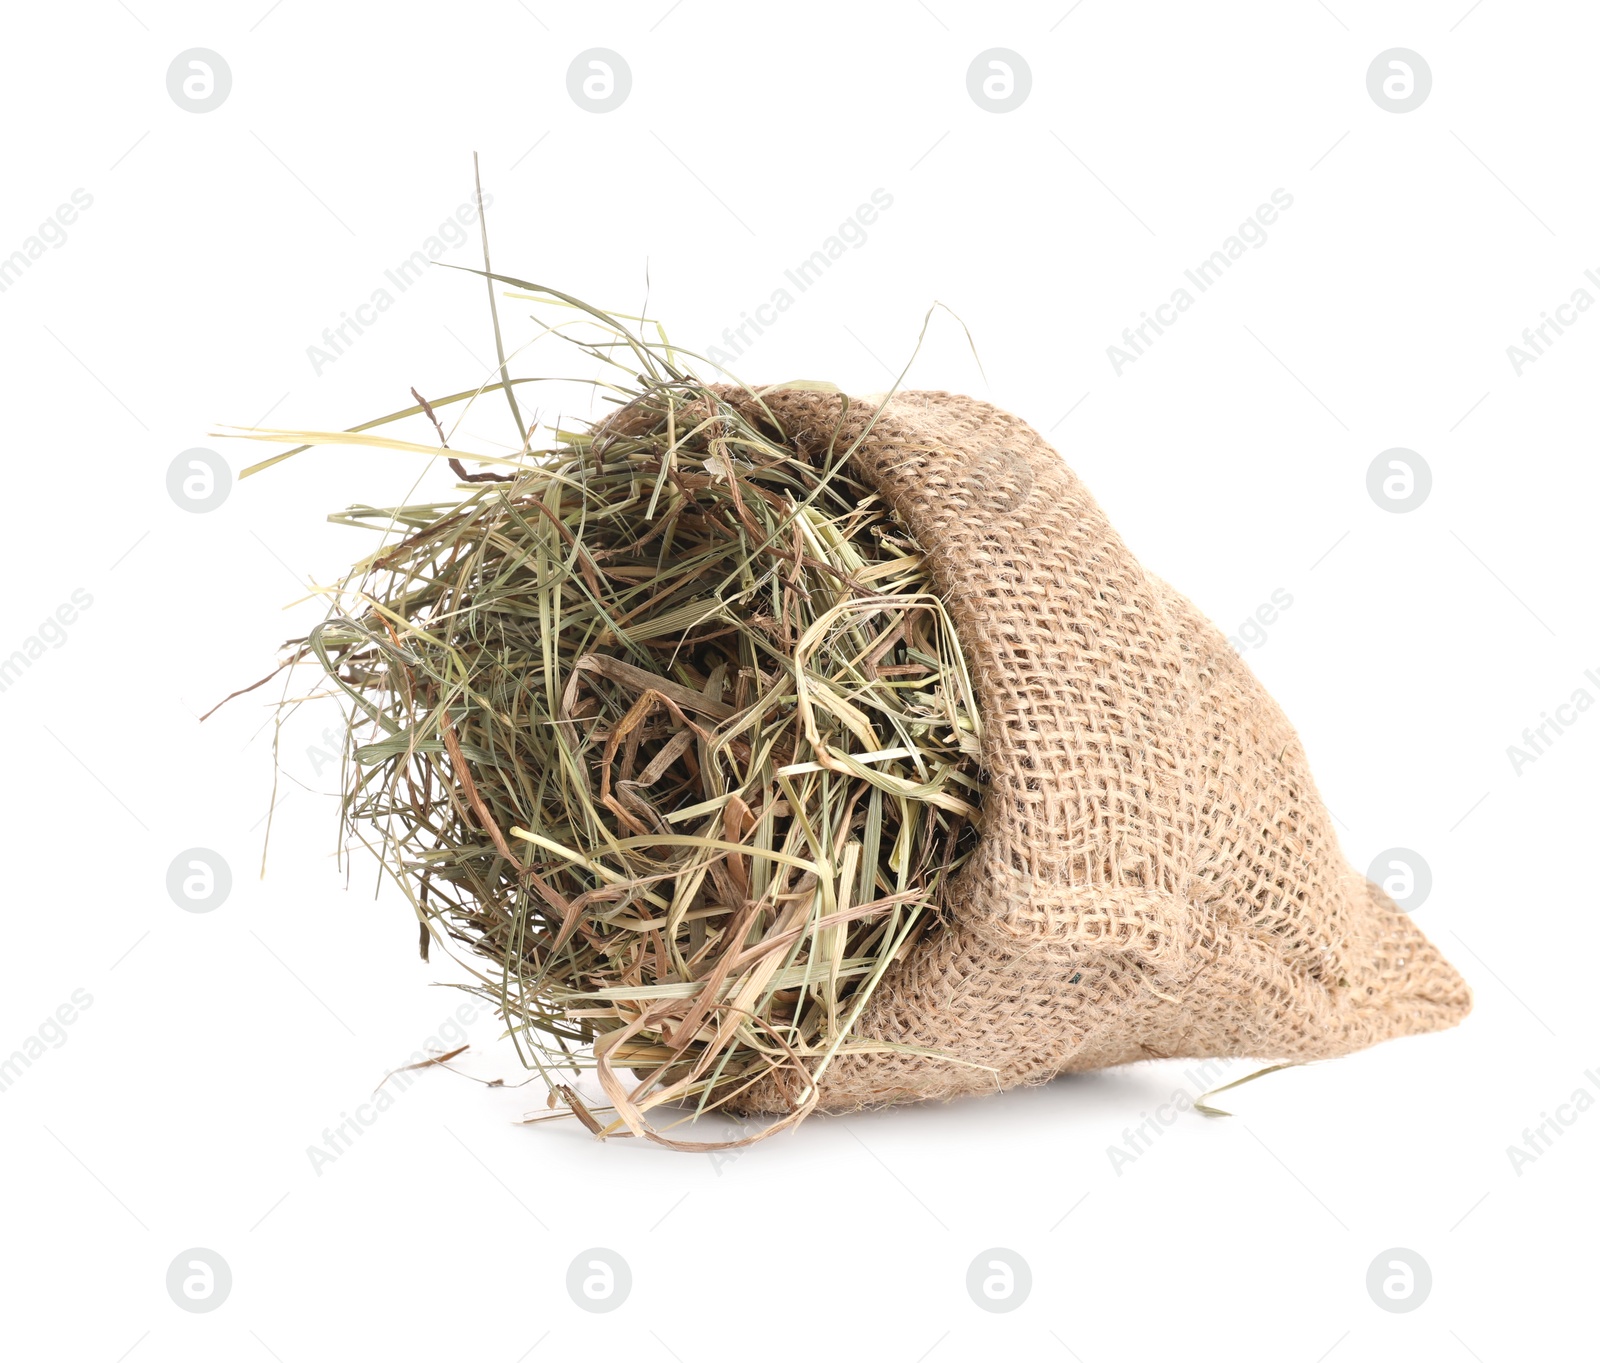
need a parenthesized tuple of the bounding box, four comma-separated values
(1, 2, 1595, 1360)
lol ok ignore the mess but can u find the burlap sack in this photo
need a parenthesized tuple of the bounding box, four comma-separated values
(698, 386, 1472, 1116)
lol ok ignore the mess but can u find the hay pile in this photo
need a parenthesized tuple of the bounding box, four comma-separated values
(234, 289, 983, 1148)
(227, 265, 1475, 1144)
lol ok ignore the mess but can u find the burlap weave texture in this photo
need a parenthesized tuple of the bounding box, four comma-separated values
(710, 387, 1472, 1115)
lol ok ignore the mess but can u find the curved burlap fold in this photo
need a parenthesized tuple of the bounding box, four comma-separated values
(635, 386, 1472, 1115)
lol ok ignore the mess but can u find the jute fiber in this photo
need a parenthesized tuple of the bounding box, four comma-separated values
(690, 386, 1472, 1116)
